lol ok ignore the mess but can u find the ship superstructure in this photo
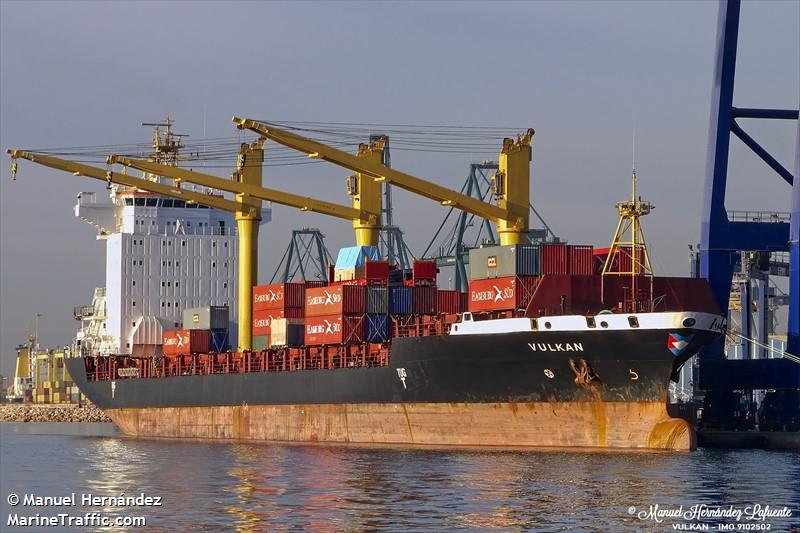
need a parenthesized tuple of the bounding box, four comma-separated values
(72, 120, 271, 357)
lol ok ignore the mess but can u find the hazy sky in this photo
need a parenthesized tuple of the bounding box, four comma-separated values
(1, 0, 798, 377)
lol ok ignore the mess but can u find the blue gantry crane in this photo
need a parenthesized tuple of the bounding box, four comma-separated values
(697, 0, 800, 438)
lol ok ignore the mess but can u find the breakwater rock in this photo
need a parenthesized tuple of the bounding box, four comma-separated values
(0, 403, 111, 423)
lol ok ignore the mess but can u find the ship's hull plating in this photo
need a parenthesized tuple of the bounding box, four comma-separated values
(67, 326, 717, 451)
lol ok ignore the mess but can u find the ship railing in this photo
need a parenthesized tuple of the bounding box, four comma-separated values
(84, 345, 391, 382)
(727, 210, 791, 223)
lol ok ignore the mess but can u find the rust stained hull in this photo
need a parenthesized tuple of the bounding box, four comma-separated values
(106, 401, 695, 451)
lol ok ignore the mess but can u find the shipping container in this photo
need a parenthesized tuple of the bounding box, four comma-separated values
(253, 335, 270, 351)
(270, 318, 305, 347)
(252, 308, 303, 336)
(355, 260, 390, 283)
(468, 244, 541, 280)
(412, 260, 437, 282)
(303, 280, 328, 289)
(334, 245, 381, 270)
(305, 285, 366, 317)
(468, 276, 538, 313)
(365, 314, 390, 342)
(253, 283, 305, 311)
(412, 286, 437, 315)
(567, 245, 594, 276)
(182, 306, 229, 330)
(540, 244, 568, 275)
(210, 329, 229, 352)
(334, 268, 356, 282)
(436, 290, 463, 314)
(162, 329, 211, 356)
(304, 314, 365, 345)
(366, 286, 389, 314)
(389, 286, 412, 315)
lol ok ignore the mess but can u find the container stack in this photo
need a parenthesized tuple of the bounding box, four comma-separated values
(467, 244, 540, 314)
(182, 306, 230, 352)
(304, 284, 366, 345)
(252, 283, 305, 349)
(162, 306, 229, 356)
(333, 245, 381, 282)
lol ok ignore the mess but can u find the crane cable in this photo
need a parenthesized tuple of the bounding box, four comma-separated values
(724, 329, 800, 365)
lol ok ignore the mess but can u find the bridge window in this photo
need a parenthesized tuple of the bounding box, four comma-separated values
(146, 198, 157, 207)
(124, 198, 133, 206)
(135, 198, 146, 206)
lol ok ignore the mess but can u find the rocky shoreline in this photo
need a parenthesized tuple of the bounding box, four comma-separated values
(0, 403, 111, 423)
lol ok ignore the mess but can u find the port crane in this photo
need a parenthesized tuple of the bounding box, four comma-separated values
(232, 117, 535, 246)
(8, 140, 379, 351)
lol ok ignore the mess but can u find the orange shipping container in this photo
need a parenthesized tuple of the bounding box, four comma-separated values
(304, 314, 365, 345)
(253, 283, 306, 311)
(162, 330, 210, 356)
(305, 285, 366, 317)
(468, 276, 537, 313)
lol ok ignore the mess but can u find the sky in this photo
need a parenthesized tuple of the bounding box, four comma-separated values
(1, 0, 798, 377)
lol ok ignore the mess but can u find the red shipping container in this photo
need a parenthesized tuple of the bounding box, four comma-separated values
(413, 260, 437, 281)
(436, 290, 463, 314)
(541, 244, 568, 275)
(253, 283, 305, 311)
(162, 329, 210, 356)
(412, 285, 437, 314)
(252, 308, 303, 335)
(303, 280, 328, 289)
(355, 260, 390, 283)
(305, 285, 366, 317)
(304, 314, 365, 345)
(567, 245, 594, 275)
(468, 276, 537, 312)
(460, 291, 469, 312)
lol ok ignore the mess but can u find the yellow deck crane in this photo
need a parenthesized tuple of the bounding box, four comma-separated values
(232, 117, 535, 246)
(8, 142, 379, 351)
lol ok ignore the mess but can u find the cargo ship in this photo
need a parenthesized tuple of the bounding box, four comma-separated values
(12, 119, 725, 451)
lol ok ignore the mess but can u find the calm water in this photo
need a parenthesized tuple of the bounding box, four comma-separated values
(1, 423, 798, 532)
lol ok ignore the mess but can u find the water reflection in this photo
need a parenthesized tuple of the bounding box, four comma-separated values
(2, 424, 799, 532)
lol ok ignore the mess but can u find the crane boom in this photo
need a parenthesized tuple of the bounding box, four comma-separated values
(7, 148, 266, 351)
(105, 155, 376, 224)
(6, 150, 253, 215)
(232, 117, 535, 244)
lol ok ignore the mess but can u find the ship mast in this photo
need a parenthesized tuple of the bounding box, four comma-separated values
(601, 164, 655, 312)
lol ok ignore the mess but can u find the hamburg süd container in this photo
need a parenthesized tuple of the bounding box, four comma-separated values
(162, 329, 211, 356)
(304, 314, 365, 345)
(436, 290, 463, 315)
(389, 286, 412, 315)
(540, 243, 568, 275)
(252, 308, 303, 336)
(270, 318, 305, 347)
(182, 306, 229, 330)
(411, 286, 437, 315)
(305, 285, 366, 317)
(468, 244, 541, 280)
(253, 283, 306, 311)
(468, 276, 538, 313)
(365, 314, 390, 342)
(366, 286, 389, 314)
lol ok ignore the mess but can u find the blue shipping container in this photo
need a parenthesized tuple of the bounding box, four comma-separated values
(210, 329, 229, 352)
(389, 286, 412, 315)
(335, 246, 381, 270)
(365, 314, 390, 342)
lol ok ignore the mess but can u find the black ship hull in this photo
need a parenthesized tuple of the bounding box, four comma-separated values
(66, 320, 721, 450)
